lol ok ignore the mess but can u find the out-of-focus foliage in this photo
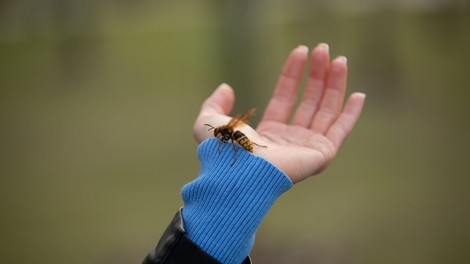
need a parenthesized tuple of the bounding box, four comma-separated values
(1, 1, 469, 263)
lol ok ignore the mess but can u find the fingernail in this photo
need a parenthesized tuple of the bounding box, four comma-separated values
(337, 56, 347, 64)
(217, 83, 229, 90)
(296, 45, 309, 53)
(318, 43, 329, 52)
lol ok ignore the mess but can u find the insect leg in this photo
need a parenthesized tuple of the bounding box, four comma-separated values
(252, 141, 268, 148)
(231, 139, 237, 166)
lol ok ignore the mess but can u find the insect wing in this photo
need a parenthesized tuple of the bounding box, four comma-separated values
(226, 114, 242, 128)
(227, 108, 255, 129)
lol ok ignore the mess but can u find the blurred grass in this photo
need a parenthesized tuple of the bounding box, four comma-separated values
(1, 1, 469, 263)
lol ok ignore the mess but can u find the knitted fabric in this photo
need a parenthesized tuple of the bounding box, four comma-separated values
(181, 138, 292, 264)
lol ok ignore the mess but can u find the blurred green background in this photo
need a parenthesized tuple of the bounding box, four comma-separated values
(1, 0, 469, 263)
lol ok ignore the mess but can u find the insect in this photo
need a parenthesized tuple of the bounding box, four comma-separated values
(204, 108, 267, 165)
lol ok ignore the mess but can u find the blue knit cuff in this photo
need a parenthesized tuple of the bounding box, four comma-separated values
(181, 138, 292, 264)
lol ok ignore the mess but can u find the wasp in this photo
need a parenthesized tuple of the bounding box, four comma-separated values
(205, 108, 267, 165)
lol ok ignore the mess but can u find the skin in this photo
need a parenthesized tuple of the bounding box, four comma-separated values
(193, 43, 366, 184)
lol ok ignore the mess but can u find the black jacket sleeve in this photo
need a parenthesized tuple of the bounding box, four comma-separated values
(142, 208, 251, 264)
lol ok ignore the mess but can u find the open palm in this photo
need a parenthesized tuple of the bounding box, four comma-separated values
(193, 44, 365, 183)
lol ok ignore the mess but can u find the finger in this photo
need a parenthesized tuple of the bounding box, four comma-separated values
(193, 83, 235, 143)
(326, 92, 366, 149)
(199, 83, 235, 116)
(261, 45, 308, 123)
(310, 56, 348, 133)
(291, 43, 330, 127)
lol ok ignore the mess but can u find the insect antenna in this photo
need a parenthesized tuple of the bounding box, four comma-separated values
(204, 124, 216, 131)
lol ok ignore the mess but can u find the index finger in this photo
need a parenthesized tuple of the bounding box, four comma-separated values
(261, 45, 308, 123)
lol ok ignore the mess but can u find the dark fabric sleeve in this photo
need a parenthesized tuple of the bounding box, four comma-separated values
(142, 209, 251, 264)
(142, 209, 222, 264)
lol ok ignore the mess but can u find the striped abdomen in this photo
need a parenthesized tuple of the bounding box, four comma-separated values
(233, 130, 253, 153)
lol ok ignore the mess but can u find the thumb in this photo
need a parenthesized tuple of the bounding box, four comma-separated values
(199, 83, 235, 116)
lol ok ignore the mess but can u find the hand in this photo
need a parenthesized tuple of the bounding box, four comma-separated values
(193, 44, 365, 183)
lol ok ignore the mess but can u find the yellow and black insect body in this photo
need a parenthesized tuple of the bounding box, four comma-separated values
(204, 108, 267, 165)
(233, 130, 253, 153)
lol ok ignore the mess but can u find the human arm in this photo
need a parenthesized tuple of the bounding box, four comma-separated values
(186, 43, 365, 261)
(143, 43, 365, 264)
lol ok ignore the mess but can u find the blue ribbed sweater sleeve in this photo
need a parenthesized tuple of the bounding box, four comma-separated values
(181, 138, 293, 264)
